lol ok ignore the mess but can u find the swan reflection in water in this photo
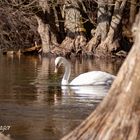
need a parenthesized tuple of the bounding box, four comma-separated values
(61, 85, 110, 100)
(55, 56, 114, 100)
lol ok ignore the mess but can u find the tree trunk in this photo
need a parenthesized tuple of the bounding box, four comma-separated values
(36, 0, 59, 54)
(129, 0, 137, 27)
(97, 0, 127, 55)
(85, 0, 111, 53)
(36, 16, 51, 54)
(60, 0, 87, 55)
(97, 0, 109, 41)
(62, 13, 140, 140)
(85, 0, 112, 53)
(86, 0, 127, 56)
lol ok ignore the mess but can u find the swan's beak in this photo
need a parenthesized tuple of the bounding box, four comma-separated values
(54, 67, 58, 73)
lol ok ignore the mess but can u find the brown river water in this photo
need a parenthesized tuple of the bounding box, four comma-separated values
(0, 53, 123, 140)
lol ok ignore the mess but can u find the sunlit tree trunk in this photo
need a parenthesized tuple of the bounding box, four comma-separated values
(60, 0, 87, 55)
(97, 0, 127, 54)
(62, 13, 140, 140)
(86, 0, 127, 56)
(36, 0, 59, 54)
(86, 0, 112, 53)
(129, 0, 137, 27)
(97, 0, 110, 41)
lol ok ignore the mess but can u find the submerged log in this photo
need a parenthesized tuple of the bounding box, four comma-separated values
(62, 13, 140, 140)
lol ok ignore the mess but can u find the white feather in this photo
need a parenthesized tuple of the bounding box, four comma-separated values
(55, 57, 115, 86)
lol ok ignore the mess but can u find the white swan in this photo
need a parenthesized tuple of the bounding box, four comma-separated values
(54, 57, 116, 86)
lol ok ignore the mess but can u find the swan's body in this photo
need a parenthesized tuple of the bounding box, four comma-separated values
(55, 57, 115, 86)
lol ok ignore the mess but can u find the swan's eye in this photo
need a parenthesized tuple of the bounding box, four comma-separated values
(57, 62, 62, 68)
(56, 63, 60, 68)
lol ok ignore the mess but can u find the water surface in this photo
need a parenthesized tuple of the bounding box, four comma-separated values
(0, 53, 123, 140)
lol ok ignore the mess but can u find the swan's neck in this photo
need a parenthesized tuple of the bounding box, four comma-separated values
(62, 61, 71, 85)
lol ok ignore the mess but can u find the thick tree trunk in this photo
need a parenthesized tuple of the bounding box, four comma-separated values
(62, 13, 140, 140)
(129, 0, 137, 27)
(85, 0, 113, 53)
(36, 16, 51, 54)
(60, 0, 87, 55)
(97, 0, 110, 41)
(36, 0, 59, 54)
(86, 0, 127, 56)
(96, 0, 127, 55)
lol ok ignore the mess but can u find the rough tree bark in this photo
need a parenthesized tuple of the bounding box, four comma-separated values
(86, 0, 127, 56)
(59, 0, 87, 55)
(85, 0, 111, 53)
(129, 0, 137, 27)
(62, 13, 140, 140)
(36, 0, 59, 54)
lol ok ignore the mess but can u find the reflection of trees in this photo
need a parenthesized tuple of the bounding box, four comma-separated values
(0, 54, 124, 139)
(92, 58, 123, 75)
(70, 57, 123, 81)
(33, 57, 62, 106)
(0, 55, 26, 101)
(0, 55, 51, 104)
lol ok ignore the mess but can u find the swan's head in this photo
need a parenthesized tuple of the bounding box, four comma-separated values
(54, 57, 64, 73)
(54, 57, 71, 85)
